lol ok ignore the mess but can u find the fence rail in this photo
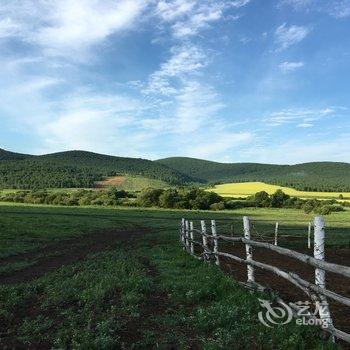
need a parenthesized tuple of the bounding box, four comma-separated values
(179, 216, 350, 344)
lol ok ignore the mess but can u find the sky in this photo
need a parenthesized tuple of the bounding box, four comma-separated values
(0, 0, 349, 164)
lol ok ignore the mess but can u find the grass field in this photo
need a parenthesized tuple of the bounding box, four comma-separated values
(0, 203, 347, 348)
(211, 181, 350, 200)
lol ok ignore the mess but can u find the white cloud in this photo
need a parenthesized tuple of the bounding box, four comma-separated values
(174, 80, 224, 133)
(0, 17, 21, 38)
(144, 45, 208, 96)
(278, 0, 313, 10)
(275, 23, 310, 50)
(156, 0, 250, 39)
(266, 108, 335, 127)
(326, 0, 350, 18)
(297, 122, 313, 128)
(278, 0, 350, 18)
(182, 131, 252, 159)
(141, 41, 227, 136)
(242, 135, 350, 164)
(279, 61, 304, 72)
(156, 0, 196, 21)
(0, 0, 149, 59)
(171, 4, 223, 38)
(230, 0, 251, 7)
(38, 91, 151, 156)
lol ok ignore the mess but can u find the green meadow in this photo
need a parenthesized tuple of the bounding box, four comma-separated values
(0, 203, 347, 348)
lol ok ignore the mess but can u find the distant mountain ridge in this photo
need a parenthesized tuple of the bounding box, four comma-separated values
(1, 148, 350, 191)
(156, 157, 350, 192)
(0, 149, 191, 189)
(0, 148, 32, 161)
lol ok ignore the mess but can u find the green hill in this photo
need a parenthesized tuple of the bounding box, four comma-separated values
(0, 148, 31, 161)
(157, 157, 350, 192)
(0, 150, 191, 189)
(2, 149, 350, 192)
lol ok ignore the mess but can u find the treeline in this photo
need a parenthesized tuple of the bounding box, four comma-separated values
(0, 188, 346, 215)
(0, 150, 191, 189)
(0, 188, 136, 206)
(139, 188, 346, 214)
(138, 188, 223, 210)
(243, 190, 345, 215)
(158, 158, 350, 192)
(0, 187, 223, 210)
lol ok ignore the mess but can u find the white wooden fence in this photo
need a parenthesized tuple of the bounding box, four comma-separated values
(179, 216, 350, 344)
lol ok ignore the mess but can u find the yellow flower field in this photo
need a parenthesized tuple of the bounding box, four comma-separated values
(211, 182, 350, 200)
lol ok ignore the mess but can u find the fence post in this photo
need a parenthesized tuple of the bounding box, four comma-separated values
(181, 218, 185, 250)
(230, 223, 235, 246)
(274, 222, 279, 246)
(314, 216, 334, 337)
(308, 221, 311, 249)
(201, 220, 209, 262)
(211, 220, 219, 266)
(185, 220, 190, 251)
(243, 216, 255, 283)
(190, 221, 194, 254)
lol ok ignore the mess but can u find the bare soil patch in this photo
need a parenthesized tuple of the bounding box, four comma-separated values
(95, 176, 126, 188)
(0, 227, 150, 285)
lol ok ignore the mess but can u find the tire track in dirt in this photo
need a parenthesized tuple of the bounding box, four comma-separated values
(119, 256, 202, 349)
(0, 227, 152, 285)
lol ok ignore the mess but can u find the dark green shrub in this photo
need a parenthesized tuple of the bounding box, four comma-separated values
(270, 189, 290, 208)
(138, 188, 164, 207)
(316, 204, 345, 215)
(210, 202, 226, 211)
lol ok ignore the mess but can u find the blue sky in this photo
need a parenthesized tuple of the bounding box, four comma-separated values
(0, 0, 349, 163)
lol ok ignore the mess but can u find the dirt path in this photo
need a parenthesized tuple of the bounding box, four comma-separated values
(0, 227, 151, 285)
(118, 256, 173, 348)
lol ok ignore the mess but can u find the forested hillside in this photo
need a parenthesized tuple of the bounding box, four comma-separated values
(0, 148, 31, 161)
(0, 150, 191, 189)
(157, 157, 350, 192)
(2, 149, 350, 191)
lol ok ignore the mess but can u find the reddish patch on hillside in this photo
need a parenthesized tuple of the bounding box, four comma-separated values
(95, 176, 126, 188)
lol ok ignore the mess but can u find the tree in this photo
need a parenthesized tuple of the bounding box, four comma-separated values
(159, 189, 180, 208)
(270, 190, 290, 208)
(138, 188, 164, 207)
(254, 191, 270, 207)
(190, 191, 223, 210)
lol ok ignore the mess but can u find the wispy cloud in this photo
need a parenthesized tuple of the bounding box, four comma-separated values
(297, 122, 313, 128)
(156, 0, 250, 38)
(325, 0, 350, 18)
(278, 0, 313, 10)
(40, 91, 145, 155)
(180, 130, 252, 160)
(279, 61, 304, 72)
(278, 0, 350, 18)
(174, 80, 224, 133)
(275, 23, 310, 50)
(0, 17, 21, 38)
(156, 0, 196, 22)
(0, 0, 149, 59)
(144, 45, 208, 96)
(242, 134, 350, 164)
(266, 108, 334, 127)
